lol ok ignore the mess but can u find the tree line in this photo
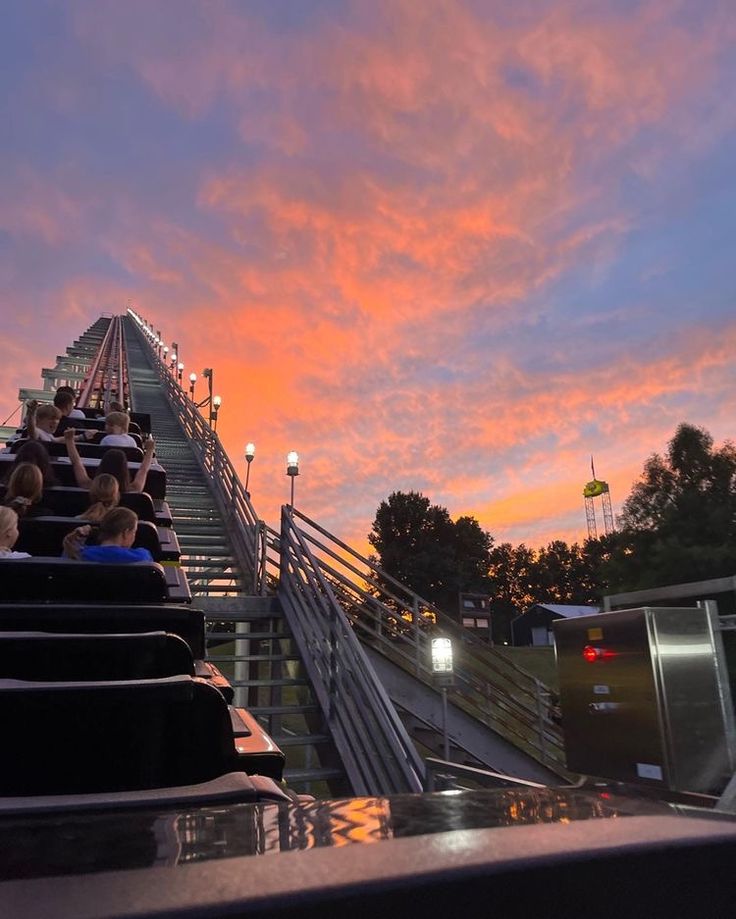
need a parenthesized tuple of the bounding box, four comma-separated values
(368, 423, 736, 641)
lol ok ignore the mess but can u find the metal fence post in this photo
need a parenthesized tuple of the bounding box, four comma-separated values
(413, 597, 421, 676)
(534, 677, 547, 762)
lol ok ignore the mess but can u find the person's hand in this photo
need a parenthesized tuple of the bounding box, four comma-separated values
(144, 437, 155, 455)
(26, 399, 38, 415)
(64, 428, 76, 442)
(84, 429, 96, 440)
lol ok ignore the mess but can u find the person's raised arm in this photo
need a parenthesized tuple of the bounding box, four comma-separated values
(130, 437, 155, 493)
(25, 400, 39, 441)
(64, 428, 93, 488)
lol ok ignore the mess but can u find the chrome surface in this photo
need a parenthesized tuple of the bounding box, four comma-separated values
(0, 786, 680, 881)
(555, 605, 736, 794)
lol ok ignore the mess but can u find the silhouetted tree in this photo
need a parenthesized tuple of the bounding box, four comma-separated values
(368, 491, 492, 614)
(606, 423, 736, 591)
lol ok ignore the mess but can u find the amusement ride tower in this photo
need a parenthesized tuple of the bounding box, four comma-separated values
(583, 456, 614, 539)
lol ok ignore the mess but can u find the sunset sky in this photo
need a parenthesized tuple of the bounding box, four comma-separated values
(2, 0, 735, 551)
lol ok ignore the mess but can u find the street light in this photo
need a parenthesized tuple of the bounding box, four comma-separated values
(431, 637, 454, 761)
(177, 362, 184, 384)
(212, 394, 221, 431)
(189, 372, 197, 400)
(201, 368, 214, 423)
(163, 346, 169, 363)
(286, 451, 299, 506)
(245, 442, 255, 493)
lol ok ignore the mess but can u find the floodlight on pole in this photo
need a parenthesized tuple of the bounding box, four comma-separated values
(286, 451, 299, 506)
(431, 637, 454, 761)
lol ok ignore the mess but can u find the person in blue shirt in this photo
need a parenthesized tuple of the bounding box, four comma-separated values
(63, 506, 153, 563)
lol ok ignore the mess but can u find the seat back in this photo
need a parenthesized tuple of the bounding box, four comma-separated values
(1, 487, 159, 524)
(70, 441, 144, 461)
(0, 605, 206, 657)
(0, 676, 236, 794)
(0, 558, 170, 603)
(0, 631, 194, 681)
(0, 455, 167, 498)
(15, 517, 165, 561)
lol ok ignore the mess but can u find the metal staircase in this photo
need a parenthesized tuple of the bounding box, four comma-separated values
(123, 316, 351, 795)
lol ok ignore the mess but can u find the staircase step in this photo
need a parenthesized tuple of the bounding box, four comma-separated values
(273, 734, 331, 747)
(283, 767, 345, 783)
(249, 704, 320, 716)
(230, 678, 308, 688)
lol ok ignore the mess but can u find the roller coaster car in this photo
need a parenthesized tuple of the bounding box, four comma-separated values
(15, 516, 178, 562)
(0, 484, 167, 526)
(0, 603, 232, 701)
(0, 453, 167, 499)
(0, 557, 191, 604)
(0, 674, 284, 795)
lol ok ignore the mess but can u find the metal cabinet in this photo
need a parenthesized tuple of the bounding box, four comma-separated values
(553, 605, 736, 795)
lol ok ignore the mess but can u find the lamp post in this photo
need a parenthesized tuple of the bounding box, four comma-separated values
(212, 395, 221, 431)
(286, 451, 299, 506)
(172, 342, 179, 369)
(189, 372, 197, 401)
(431, 637, 454, 761)
(201, 368, 214, 423)
(177, 362, 184, 384)
(245, 443, 255, 493)
(163, 346, 169, 364)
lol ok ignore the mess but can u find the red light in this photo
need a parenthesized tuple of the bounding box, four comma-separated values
(582, 645, 616, 662)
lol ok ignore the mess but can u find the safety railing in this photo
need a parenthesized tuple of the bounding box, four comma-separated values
(128, 317, 267, 595)
(281, 509, 567, 772)
(278, 504, 425, 795)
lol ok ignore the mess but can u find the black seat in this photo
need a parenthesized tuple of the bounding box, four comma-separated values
(8, 439, 143, 462)
(0, 676, 261, 794)
(0, 604, 231, 701)
(0, 454, 166, 498)
(0, 604, 206, 655)
(70, 441, 144, 461)
(0, 486, 165, 527)
(129, 412, 151, 435)
(0, 631, 195, 682)
(0, 558, 179, 603)
(15, 516, 177, 562)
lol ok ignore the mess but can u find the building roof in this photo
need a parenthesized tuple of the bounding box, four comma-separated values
(531, 603, 600, 618)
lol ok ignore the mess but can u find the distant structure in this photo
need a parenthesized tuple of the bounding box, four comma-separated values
(583, 456, 614, 539)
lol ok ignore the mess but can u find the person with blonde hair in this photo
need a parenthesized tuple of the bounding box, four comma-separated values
(24, 400, 63, 443)
(100, 411, 137, 448)
(3, 463, 50, 519)
(0, 507, 31, 559)
(79, 473, 120, 523)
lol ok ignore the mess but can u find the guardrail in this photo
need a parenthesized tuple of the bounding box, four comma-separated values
(282, 508, 567, 772)
(278, 504, 425, 795)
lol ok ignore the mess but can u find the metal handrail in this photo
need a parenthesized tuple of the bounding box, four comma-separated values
(127, 317, 267, 595)
(278, 505, 425, 795)
(287, 508, 566, 770)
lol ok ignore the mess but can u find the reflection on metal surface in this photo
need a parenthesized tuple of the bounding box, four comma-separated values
(555, 605, 736, 795)
(0, 787, 680, 881)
